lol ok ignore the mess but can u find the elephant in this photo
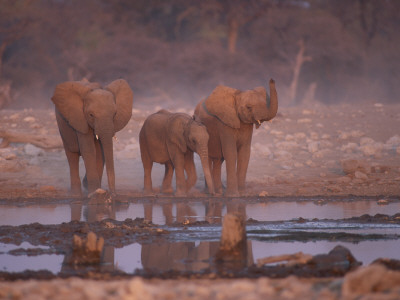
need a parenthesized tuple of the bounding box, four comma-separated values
(139, 110, 215, 196)
(51, 78, 133, 196)
(194, 79, 278, 196)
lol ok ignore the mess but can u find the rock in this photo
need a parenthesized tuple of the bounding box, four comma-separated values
(297, 118, 312, 124)
(259, 191, 269, 197)
(23, 116, 36, 122)
(307, 141, 319, 153)
(340, 142, 359, 153)
(341, 159, 371, 175)
(274, 150, 292, 160)
(24, 144, 44, 156)
(354, 171, 368, 180)
(342, 264, 400, 298)
(308, 245, 361, 276)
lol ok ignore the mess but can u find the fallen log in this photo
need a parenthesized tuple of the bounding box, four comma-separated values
(0, 130, 63, 149)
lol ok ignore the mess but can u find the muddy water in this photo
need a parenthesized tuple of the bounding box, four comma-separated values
(1, 198, 399, 226)
(1, 198, 400, 276)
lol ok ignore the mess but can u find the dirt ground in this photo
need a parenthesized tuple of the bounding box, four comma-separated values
(1, 101, 400, 299)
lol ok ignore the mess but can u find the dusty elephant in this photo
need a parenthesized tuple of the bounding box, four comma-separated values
(194, 79, 278, 196)
(139, 110, 215, 196)
(51, 78, 133, 196)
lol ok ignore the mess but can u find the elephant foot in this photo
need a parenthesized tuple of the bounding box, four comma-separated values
(69, 189, 82, 198)
(161, 187, 174, 195)
(143, 189, 156, 197)
(225, 190, 240, 197)
(175, 190, 187, 197)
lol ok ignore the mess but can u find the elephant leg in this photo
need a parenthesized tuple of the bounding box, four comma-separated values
(95, 139, 105, 184)
(142, 160, 154, 195)
(79, 137, 100, 194)
(65, 150, 81, 196)
(171, 154, 186, 196)
(212, 158, 224, 196)
(184, 151, 197, 193)
(221, 138, 239, 197)
(237, 142, 251, 194)
(161, 162, 174, 194)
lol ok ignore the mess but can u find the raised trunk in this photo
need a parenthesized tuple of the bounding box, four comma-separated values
(100, 136, 115, 194)
(265, 79, 278, 121)
(199, 153, 215, 195)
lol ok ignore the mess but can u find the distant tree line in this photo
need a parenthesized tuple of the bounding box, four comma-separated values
(1, 0, 400, 109)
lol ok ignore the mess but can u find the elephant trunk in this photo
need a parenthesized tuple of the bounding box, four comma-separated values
(98, 132, 116, 194)
(265, 79, 278, 121)
(199, 150, 215, 195)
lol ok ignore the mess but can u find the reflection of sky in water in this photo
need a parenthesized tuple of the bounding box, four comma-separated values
(0, 200, 399, 226)
(2, 239, 400, 274)
(0, 242, 63, 273)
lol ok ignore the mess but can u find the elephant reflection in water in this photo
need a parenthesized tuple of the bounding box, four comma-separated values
(141, 201, 253, 272)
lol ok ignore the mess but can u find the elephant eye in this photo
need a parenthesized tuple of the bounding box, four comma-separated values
(89, 113, 94, 118)
(246, 105, 252, 111)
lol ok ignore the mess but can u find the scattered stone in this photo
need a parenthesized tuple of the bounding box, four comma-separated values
(354, 171, 368, 180)
(24, 144, 44, 156)
(257, 252, 312, 267)
(88, 188, 112, 203)
(39, 185, 56, 192)
(23, 116, 36, 122)
(342, 264, 400, 299)
(341, 159, 371, 175)
(297, 118, 312, 124)
(259, 191, 268, 197)
(307, 141, 319, 153)
(377, 199, 389, 205)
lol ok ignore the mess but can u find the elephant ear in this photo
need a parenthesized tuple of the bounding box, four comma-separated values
(167, 114, 187, 153)
(51, 81, 97, 134)
(204, 85, 241, 129)
(106, 79, 133, 132)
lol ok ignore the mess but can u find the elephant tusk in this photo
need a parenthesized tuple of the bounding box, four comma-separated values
(113, 136, 118, 142)
(257, 120, 261, 125)
(95, 135, 99, 140)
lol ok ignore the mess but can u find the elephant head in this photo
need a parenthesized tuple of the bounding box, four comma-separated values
(51, 78, 133, 193)
(204, 79, 278, 129)
(167, 114, 215, 195)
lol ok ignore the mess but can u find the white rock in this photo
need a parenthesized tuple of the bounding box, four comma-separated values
(274, 150, 292, 160)
(354, 171, 368, 180)
(294, 132, 306, 140)
(307, 141, 319, 153)
(341, 143, 359, 153)
(23, 116, 36, 122)
(24, 144, 44, 156)
(297, 118, 312, 124)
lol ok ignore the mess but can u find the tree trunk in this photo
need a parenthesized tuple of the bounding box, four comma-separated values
(288, 39, 312, 105)
(228, 19, 239, 54)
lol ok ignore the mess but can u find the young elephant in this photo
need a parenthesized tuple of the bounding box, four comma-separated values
(139, 110, 215, 196)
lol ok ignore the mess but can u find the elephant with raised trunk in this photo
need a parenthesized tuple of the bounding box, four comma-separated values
(51, 78, 133, 196)
(194, 79, 278, 196)
(139, 110, 215, 196)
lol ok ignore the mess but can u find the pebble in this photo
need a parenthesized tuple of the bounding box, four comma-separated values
(24, 144, 44, 156)
(354, 171, 368, 180)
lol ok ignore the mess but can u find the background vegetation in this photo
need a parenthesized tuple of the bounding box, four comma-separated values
(1, 0, 400, 109)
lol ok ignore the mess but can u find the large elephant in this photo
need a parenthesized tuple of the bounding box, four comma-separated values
(139, 110, 215, 196)
(51, 78, 133, 196)
(194, 79, 278, 196)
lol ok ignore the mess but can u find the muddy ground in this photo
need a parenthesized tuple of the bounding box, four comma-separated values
(1, 102, 400, 299)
